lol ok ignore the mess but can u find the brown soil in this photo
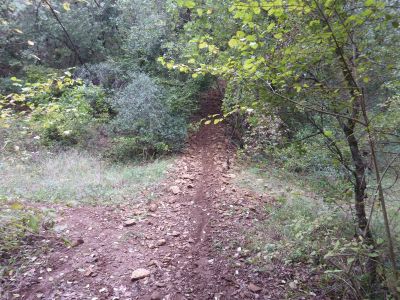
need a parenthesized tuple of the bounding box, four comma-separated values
(2, 91, 322, 299)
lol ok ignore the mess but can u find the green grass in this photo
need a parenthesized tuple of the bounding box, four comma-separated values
(233, 161, 400, 298)
(0, 150, 172, 205)
(234, 164, 322, 206)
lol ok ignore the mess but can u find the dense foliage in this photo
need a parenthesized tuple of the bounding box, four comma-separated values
(0, 0, 203, 160)
(159, 0, 400, 298)
(1, 0, 399, 298)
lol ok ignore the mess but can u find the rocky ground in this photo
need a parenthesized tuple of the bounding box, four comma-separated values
(1, 92, 323, 300)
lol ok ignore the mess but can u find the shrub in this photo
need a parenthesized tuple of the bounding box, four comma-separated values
(0, 201, 52, 259)
(30, 86, 94, 145)
(109, 73, 187, 158)
(1, 72, 109, 148)
(260, 198, 384, 298)
(159, 77, 200, 119)
(23, 65, 58, 84)
(105, 136, 167, 161)
(75, 60, 126, 90)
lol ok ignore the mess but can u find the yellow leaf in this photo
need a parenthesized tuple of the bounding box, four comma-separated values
(11, 202, 24, 210)
(63, 2, 70, 11)
(204, 120, 211, 125)
(198, 42, 208, 49)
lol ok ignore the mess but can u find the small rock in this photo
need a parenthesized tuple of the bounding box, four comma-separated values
(148, 260, 162, 268)
(171, 231, 180, 237)
(124, 219, 136, 227)
(71, 238, 84, 247)
(248, 283, 262, 293)
(187, 183, 194, 189)
(289, 281, 297, 289)
(170, 186, 181, 195)
(150, 291, 162, 300)
(131, 268, 151, 281)
(84, 269, 94, 277)
(148, 203, 158, 212)
(155, 282, 166, 287)
(156, 239, 167, 246)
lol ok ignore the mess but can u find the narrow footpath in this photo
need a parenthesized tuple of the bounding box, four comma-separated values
(10, 91, 315, 300)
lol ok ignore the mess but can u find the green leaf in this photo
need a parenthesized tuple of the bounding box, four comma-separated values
(249, 42, 258, 49)
(368, 252, 380, 257)
(183, 0, 196, 9)
(323, 130, 333, 138)
(346, 257, 355, 265)
(228, 38, 239, 48)
(27, 215, 40, 233)
(267, 22, 275, 32)
(253, 6, 261, 14)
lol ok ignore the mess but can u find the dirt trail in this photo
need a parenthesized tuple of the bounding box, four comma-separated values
(4, 91, 315, 299)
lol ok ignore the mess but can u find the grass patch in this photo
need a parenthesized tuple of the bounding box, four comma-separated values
(0, 150, 172, 205)
(234, 162, 400, 299)
(234, 161, 349, 205)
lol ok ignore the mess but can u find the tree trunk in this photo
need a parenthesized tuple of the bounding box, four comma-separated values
(340, 118, 377, 287)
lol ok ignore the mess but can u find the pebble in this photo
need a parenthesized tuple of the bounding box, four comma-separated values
(71, 238, 84, 247)
(131, 268, 151, 281)
(248, 283, 262, 293)
(124, 219, 136, 227)
(149, 203, 158, 212)
(170, 186, 181, 195)
(156, 239, 167, 246)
